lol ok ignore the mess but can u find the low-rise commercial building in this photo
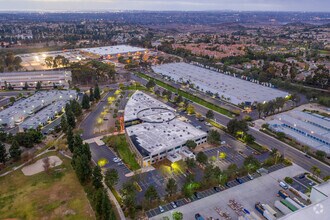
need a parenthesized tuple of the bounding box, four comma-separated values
(0, 70, 71, 89)
(80, 45, 147, 59)
(0, 90, 76, 128)
(124, 91, 207, 167)
(268, 110, 330, 154)
(152, 62, 289, 105)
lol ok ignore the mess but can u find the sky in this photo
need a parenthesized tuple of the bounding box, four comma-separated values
(0, 0, 329, 12)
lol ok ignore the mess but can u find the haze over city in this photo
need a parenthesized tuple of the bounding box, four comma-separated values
(0, 0, 330, 11)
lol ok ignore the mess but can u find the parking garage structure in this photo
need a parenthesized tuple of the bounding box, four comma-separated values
(124, 91, 207, 167)
(267, 110, 330, 154)
(0, 90, 77, 128)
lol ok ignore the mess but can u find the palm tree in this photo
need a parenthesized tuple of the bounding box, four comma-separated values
(270, 148, 281, 164)
(311, 166, 319, 177)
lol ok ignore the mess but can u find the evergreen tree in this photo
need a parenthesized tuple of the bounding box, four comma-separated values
(36, 81, 42, 90)
(23, 82, 29, 90)
(60, 115, 68, 133)
(105, 169, 119, 188)
(70, 100, 82, 117)
(0, 142, 7, 165)
(89, 87, 95, 102)
(74, 154, 91, 183)
(67, 126, 74, 152)
(206, 110, 214, 119)
(94, 84, 101, 100)
(101, 191, 115, 220)
(92, 166, 103, 189)
(66, 110, 76, 128)
(166, 178, 177, 196)
(145, 185, 159, 202)
(9, 140, 21, 161)
(82, 94, 90, 109)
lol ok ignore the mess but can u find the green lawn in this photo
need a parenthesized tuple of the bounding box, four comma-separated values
(103, 135, 141, 170)
(0, 152, 95, 220)
(136, 72, 236, 117)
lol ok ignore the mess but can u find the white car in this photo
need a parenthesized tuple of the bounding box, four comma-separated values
(159, 206, 165, 213)
(113, 157, 121, 163)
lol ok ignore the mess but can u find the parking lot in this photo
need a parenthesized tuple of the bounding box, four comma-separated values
(88, 142, 131, 188)
(204, 145, 246, 169)
(147, 163, 288, 219)
(150, 164, 307, 220)
(292, 173, 316, 193)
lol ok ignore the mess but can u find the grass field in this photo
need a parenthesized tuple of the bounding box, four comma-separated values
(0, 152, 95, 220)
(136, 72, 236, 117)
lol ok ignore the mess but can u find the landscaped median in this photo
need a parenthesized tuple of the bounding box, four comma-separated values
(103, 134, 140, 171)
(135, 72, 237, 118)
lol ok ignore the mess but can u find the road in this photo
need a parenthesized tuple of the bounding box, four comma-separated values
(131, 72, 330, 177)
(79, 91, 113, 139)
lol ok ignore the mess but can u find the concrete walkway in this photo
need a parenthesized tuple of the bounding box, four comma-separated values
(84, 131, 125, 145)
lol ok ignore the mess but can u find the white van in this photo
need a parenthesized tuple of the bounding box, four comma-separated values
(279, 181, 288, 189)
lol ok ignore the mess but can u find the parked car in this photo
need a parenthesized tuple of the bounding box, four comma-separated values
(117, 162, 124, 166)
(193, 192, 201, 199)
(220, 141, 226, 145)
(195, 213, 205, 220)
(213, 186, 221, 192)
(113, 157, 121, 163)
(299, 174, 305, 179)
(248, 173, 254, 180)
(170, 201, 177, 209)
(236, 178, 244, 184)
(305, 154, 312, 159)
(205, 122, 211, 126)
(159, 206, 165, 213)
(279, 181, 288, 190)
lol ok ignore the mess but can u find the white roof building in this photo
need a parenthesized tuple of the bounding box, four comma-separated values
(125, 91, 207, 159)
(0, 70, 71, 88)
(152, 62, 289, 105)
(0, 90, 76, 128)
(80, 45, 146, 56)
(268, 110, 330, 154)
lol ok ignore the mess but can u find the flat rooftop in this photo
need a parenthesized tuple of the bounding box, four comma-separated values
(152, 62, 289, 105)
(80, 45, 146, 56)
(268, 110, 330, 154)
(20, 100, 67, 129)
(124, 90, 175, 122)
(126, 119, 206, 156)
(125, 91, 207, 156)
(0, 90, 76, 123)
(0, 70, 71, 84)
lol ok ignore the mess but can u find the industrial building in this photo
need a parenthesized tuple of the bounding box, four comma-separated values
(0, 70, 71, 89)
(124, 91, 207, 167)
(151, 62, 289, 105)
(80, 45, 146, 58)
(268, 110, 330, 154)
(280, 181, 330, 220)
(0, 90, 76, 128)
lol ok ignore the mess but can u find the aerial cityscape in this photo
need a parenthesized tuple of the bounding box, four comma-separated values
(0, 1, 329, 220)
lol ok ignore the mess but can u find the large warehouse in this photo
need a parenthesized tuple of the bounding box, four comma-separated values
(0, 90, 76, 128)
(151, 62, 289, 105)
(0, 70, 71, 89)
(268, 110, 330, 154)
(124, 91, 207, 167)
(80, 45, 146, 57)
